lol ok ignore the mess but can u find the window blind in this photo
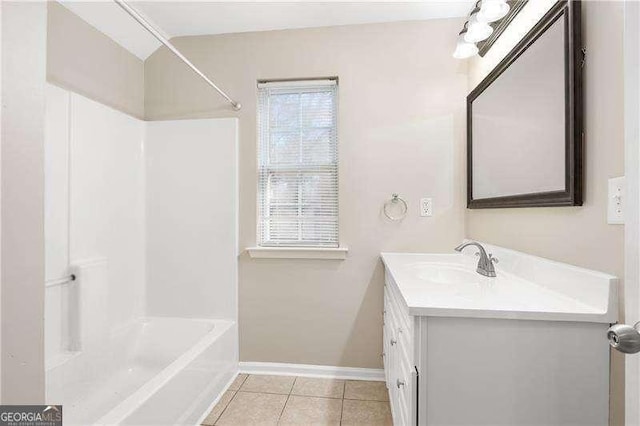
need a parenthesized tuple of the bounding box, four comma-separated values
(257, 79, 338, 247)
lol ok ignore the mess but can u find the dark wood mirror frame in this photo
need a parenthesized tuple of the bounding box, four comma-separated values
(467, 0, 583, 209)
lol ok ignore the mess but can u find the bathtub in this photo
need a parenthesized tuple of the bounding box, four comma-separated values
(46, 317, 238, 425)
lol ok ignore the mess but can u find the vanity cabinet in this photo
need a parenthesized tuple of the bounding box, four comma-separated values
(383, 272, 416, 426)
(381, 245, 617, 426)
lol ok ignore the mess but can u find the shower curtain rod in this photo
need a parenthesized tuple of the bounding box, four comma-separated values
(114, 0, 242, 111)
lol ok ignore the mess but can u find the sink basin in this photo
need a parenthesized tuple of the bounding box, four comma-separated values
(408, 263, 480, 285)
(380, 242, 619, 323)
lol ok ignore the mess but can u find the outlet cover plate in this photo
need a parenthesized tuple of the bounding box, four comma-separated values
(608, 176, 625, 225)
(420, 198, 433, 217)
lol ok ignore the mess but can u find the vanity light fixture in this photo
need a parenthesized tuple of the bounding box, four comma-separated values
(453, 27, 479, 59)
(453, 0, 517, 59)
(477, 0, 510, 23)
(464, 7, 494, 43)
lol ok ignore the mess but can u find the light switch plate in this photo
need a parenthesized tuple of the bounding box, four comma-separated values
(420, 198, 433, 217)
(608, 176, 625, 225)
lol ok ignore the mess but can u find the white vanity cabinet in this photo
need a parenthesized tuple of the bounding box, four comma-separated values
(381, 243, 618, 426)
(383, 271, 416, 426)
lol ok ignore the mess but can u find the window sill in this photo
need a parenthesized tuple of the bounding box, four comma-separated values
(246, 246, 348, 260)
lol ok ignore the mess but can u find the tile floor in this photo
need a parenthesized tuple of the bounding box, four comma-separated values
(201, 374, 392, 426)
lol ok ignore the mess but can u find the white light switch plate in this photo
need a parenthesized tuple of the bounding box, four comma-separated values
(420, 198, 433, 217)
(608, 176, 625, 225)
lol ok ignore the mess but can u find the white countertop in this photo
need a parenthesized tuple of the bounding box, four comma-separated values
(381, 242, 618, 323)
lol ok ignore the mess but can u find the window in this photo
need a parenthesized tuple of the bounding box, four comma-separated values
(257, 79, 338, 247)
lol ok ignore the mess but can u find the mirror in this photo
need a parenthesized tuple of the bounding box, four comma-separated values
(467, 0, 582, 208)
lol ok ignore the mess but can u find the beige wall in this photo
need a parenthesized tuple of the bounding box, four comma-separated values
(145, 20, 468, 368)
(466, 2, 625, 425)
(1, 1, 47, 403)
(47, 2, 144, 119)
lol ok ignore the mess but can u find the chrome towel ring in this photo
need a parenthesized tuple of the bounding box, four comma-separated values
(384, 194, 408, 221)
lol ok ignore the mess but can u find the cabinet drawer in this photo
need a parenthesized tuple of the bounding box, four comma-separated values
(385, 272, 412, 335)
(386, 293, 412, 364)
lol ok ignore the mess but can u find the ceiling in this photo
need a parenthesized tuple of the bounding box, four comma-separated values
(58, 1, 475, 60)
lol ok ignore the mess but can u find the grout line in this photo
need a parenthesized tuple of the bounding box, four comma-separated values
(343, 397, 390, 402)
(239, 373, 249, 387)
(275, 376, 296, 424)
(236, 389, 293, 396)
(211, 390, 237, 426)
(232, 390, 389, 401)
(235, 373, 249, 392)
(283, 394, 343, 400)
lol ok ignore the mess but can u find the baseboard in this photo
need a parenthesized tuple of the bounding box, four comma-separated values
(238, 362, 385, 381)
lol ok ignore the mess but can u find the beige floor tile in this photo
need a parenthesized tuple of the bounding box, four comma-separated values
(341, 400, 393, 426)
(279, 396, 342, 426)
(229, 373, 249, 391)
(343, 380, 389, 401)
(240, 374, 295, 395)
(290, 377, 344, 399)
(215, 392, 287, 426)
(201, 391, 235, 425)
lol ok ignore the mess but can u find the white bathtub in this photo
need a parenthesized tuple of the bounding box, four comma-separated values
(46, 317, 238, 425)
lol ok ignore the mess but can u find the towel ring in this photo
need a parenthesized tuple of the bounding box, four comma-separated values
(384, 194, 408, 221)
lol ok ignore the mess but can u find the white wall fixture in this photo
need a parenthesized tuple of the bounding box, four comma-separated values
(452, 0, 515, 59)
(465, 8, 493, 43)
(453, 28, 479, 59)
(478, 0, 510, 23)
(420, 198, 433, 217)
(608, 176, 626, 225)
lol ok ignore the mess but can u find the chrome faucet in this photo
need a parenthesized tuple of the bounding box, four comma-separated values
(454, 241, 498, 277)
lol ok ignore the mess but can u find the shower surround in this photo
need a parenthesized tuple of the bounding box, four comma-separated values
(44, 84, 238, 425)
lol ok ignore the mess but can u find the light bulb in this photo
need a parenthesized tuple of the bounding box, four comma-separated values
(464, 11, 493, 43)
(478, 0, 510, 23)
(453, 32, 478, 59)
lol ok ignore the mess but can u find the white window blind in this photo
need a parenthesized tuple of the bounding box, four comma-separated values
(257, 79, 338, 247)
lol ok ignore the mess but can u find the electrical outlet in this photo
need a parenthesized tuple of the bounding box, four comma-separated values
(608, 177, 625, 224)
(420, 198, 433, 217)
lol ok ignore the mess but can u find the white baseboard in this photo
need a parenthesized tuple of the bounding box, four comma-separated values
(238, 362, 384, 381)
